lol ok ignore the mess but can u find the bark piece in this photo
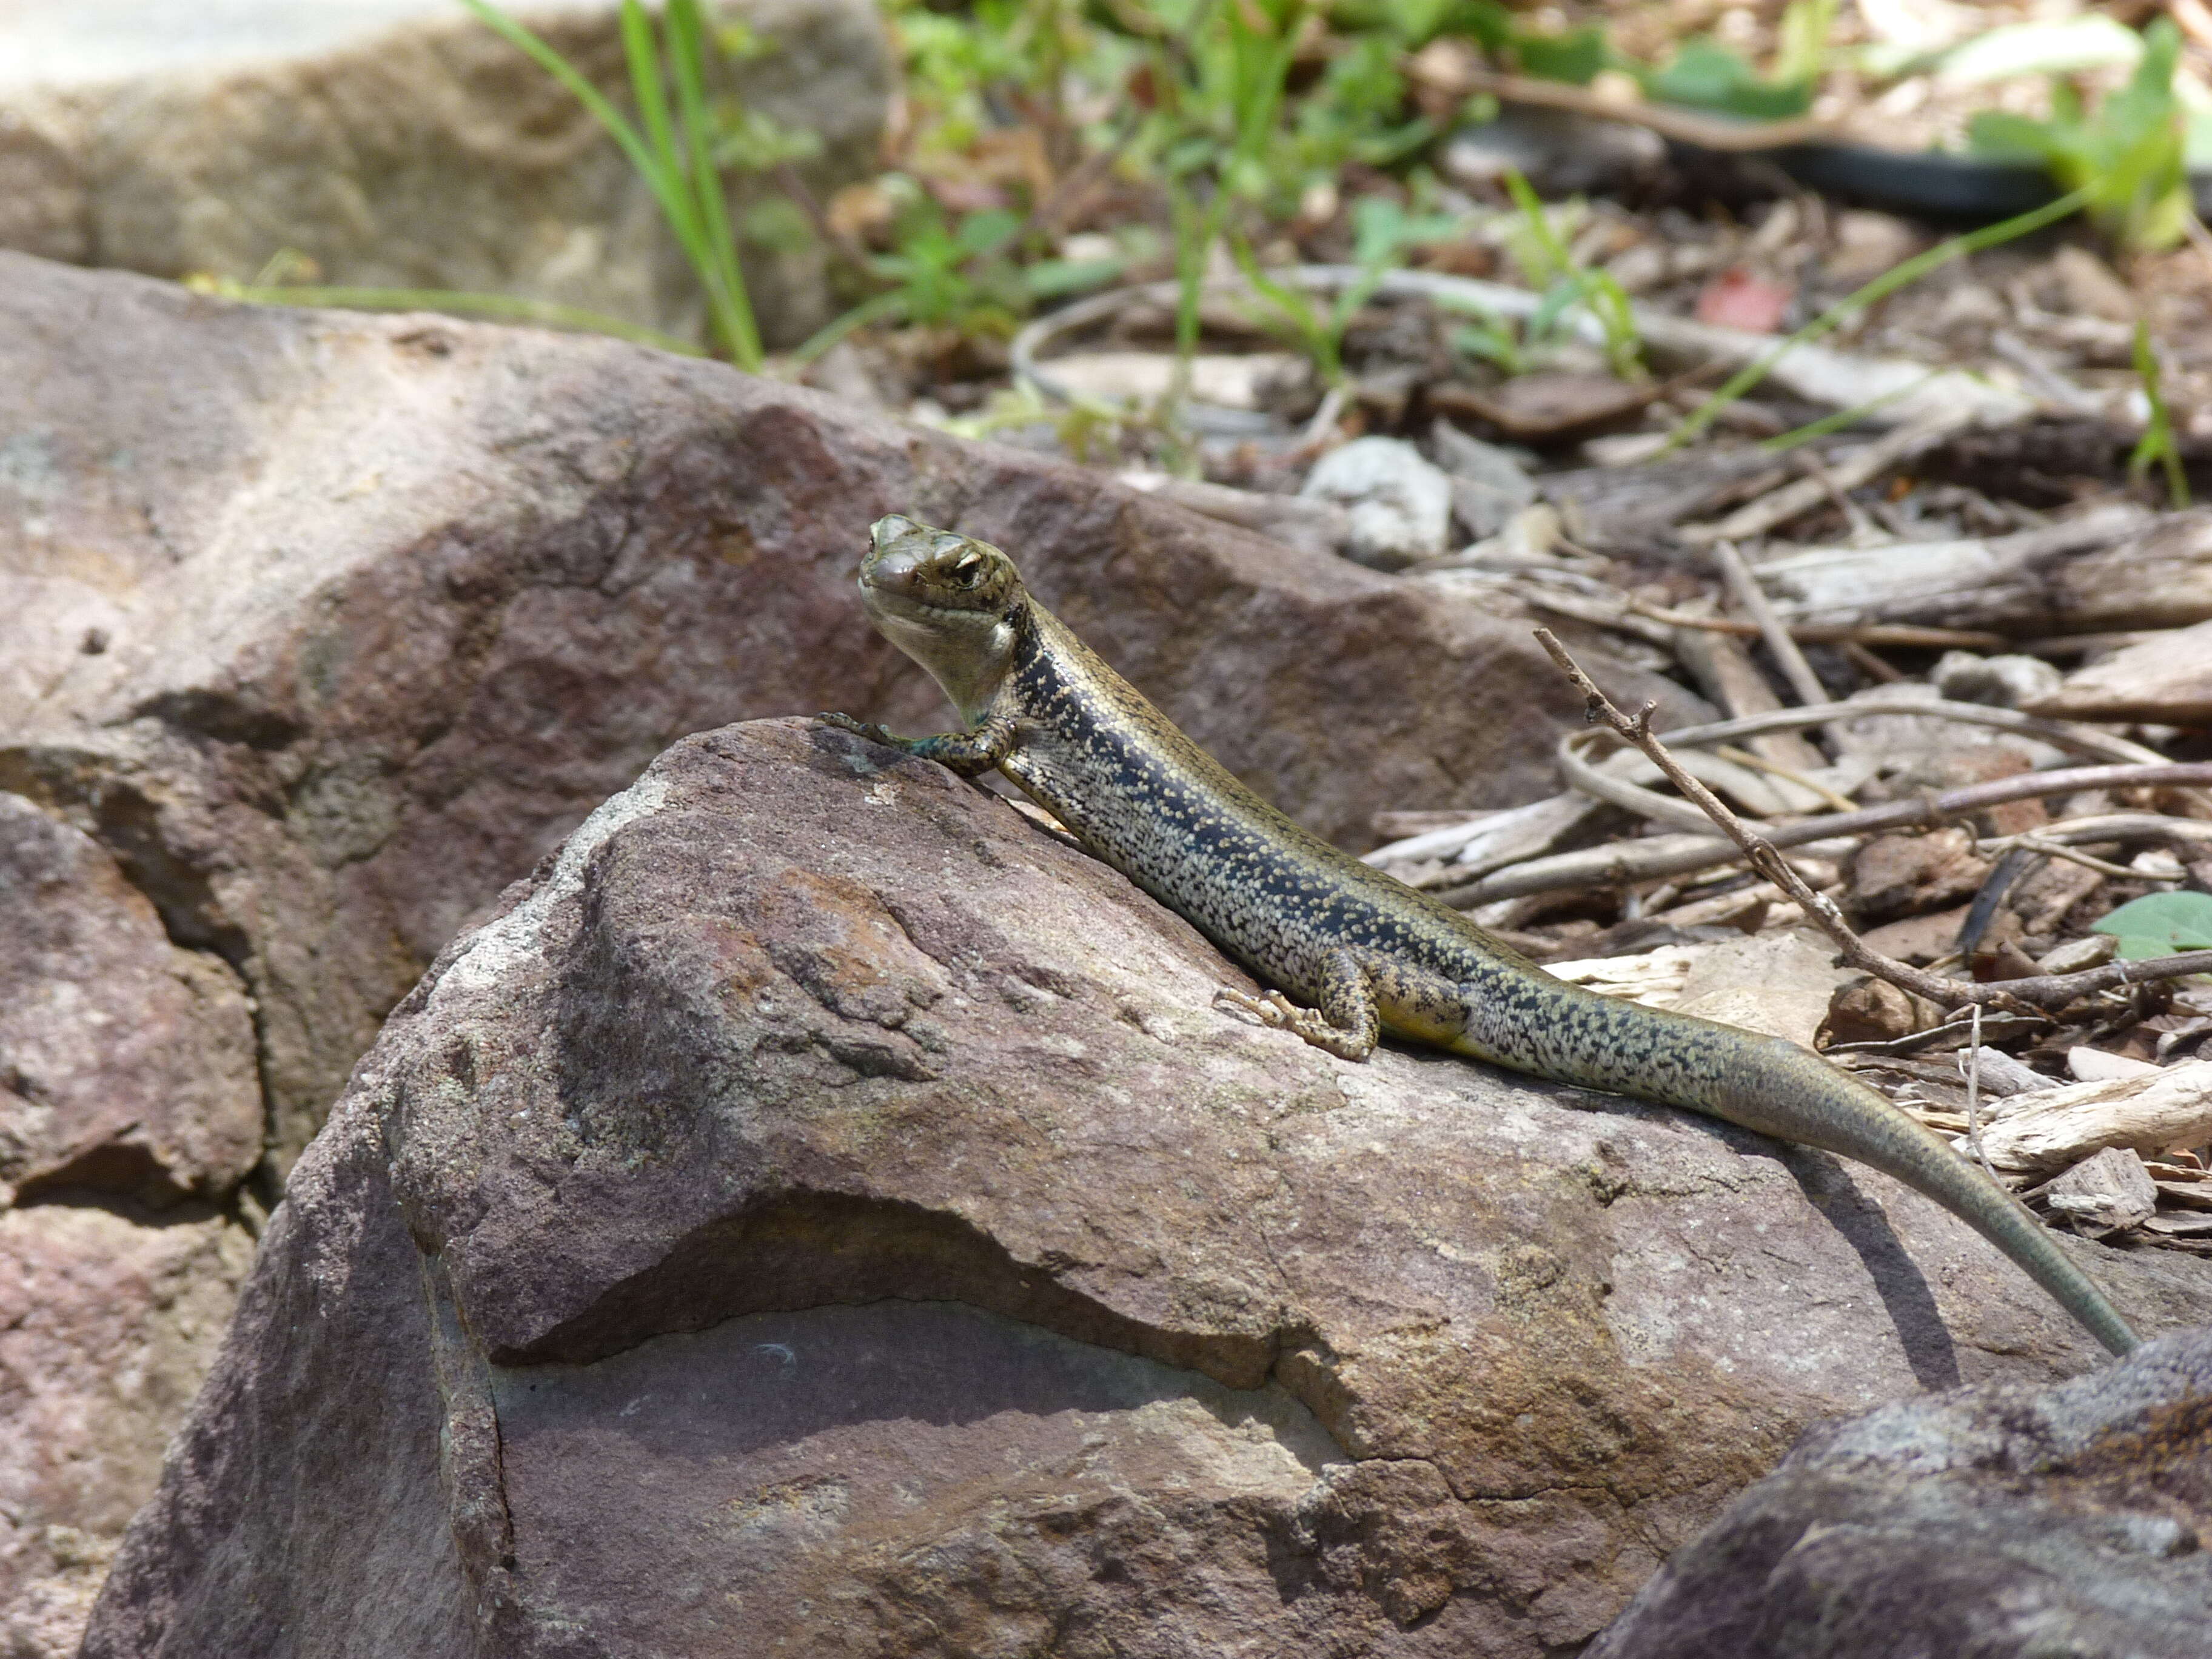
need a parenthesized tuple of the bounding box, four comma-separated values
(1980, 1061, 2212, 1175)
(1758, 503, 2212, 635)
(1848, 828, 1991, 925)
(2029, 1147, 2157, 1238)
(1669, 929, 1854, 1049)
(2026, 619, 2212, 727)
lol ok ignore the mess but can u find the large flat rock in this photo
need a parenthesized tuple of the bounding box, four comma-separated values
(84, 720, 2212, 1658)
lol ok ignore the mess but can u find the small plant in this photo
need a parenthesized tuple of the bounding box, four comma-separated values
(1498, 170, 1642, 380)
(2130, 321, 2191, 507)
(1128, 0, 1313, 374)
(460, 0, 764, 368)
(1637, 0, 1835, 119)
(1968, 16, 2191, 253)
(1232, 194, 1462, 386)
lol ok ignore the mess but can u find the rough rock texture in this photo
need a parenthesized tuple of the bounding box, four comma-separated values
(0, 785, 261, 1656)
(85, 720, 2212, 1659)
(0, 793, 262, 1206)
(0, 0, 889, 350)
(1586, 1326, 2212, 1659)
(0, 1204, 254, 1659)
(0, 250, 1704, 1168)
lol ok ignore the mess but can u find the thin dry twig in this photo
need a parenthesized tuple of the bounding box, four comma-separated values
(1713, 540, 1829, 710)
(1962, 1004, 1999, 1181)
(1838, 638, 1907, 683)
(1439, 761, 2212, 906)
(1678, 415, 1968, 546)
(2013, 835, 2182, 883)
(1627, 605, 2008, 652)
(1524, 629, 2212, 1011)
(1714, 743, 1859, 812)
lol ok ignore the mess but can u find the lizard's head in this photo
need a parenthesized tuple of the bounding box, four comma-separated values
(856, 515, 1024, 719)
(859, 515, 1023, 618)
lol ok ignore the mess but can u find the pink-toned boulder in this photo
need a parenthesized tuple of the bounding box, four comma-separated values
(84, 721, 2212, 1658)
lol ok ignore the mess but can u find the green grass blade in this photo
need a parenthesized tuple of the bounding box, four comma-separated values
(665, 0, 762, 369)
(792, 290, 910, 363)
(622, 1, 686, 208)
(464, 0, 752, 365)
(1760, 373, 1934, 451)
(460, 1, 672, 213)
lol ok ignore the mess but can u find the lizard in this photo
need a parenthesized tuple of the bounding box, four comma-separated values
(822, 512, 2140, 1358)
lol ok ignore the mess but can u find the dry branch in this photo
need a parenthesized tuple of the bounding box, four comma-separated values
(1441, 762, 2212, 905)
(1521, 630, 2212, 1014)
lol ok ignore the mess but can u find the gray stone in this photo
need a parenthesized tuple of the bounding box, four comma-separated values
(1587, 1325, 2212, 1659)
(1930, 649, 2065, 711)
(0, 0, 890, 350)
(1300, 436, 1456, 568)
(84, 719, 2212, 1659)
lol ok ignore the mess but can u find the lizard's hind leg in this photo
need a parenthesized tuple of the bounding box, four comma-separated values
(1214, 948, 1379, 1061)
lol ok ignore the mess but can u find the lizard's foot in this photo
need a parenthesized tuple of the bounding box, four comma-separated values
(819, 712, 899, 746)
(1213, 987, 1373, 1061)
(1214, 986, 1301, 1030)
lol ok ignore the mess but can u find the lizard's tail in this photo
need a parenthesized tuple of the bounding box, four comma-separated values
(1461, 987, 2140, 1357)
(1708, 1030, 2138, 1356)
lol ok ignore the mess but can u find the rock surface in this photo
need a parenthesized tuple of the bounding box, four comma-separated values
(0, 0, 888, 349)
(0, 1204, 254, 1659)
(85, 719, 2212, 1658)
(1586, 1326, 2212, 1659)
(0, 793, 262, 1206)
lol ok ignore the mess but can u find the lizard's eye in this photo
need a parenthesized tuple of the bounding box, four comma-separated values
(947, 551, 985, 587)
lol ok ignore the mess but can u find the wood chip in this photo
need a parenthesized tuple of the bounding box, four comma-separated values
(1430, 373, 1663, 443)
(2067, 1046, 2162, 1083)
(2024, 618, 2212, 727)
(1977, 1060, 2212, 1175)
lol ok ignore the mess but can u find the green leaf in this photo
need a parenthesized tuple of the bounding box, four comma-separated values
(954, 209, 1022, 257)
(1022, 256, 1124, 298)
(2090, 891, 2212, 959)
(1515, 26, 1607, 87)
(1643, 38, 1813, 119)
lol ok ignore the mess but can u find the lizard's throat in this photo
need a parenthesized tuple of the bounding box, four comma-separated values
(866, 602, 1019, 725)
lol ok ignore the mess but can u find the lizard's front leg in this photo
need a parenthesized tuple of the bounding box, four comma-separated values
(1215, 947, 1381, 1061)
(819, 711, 1019, 778)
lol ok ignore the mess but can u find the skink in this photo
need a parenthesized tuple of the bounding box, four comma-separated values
(824, 514, 2137, 1357)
